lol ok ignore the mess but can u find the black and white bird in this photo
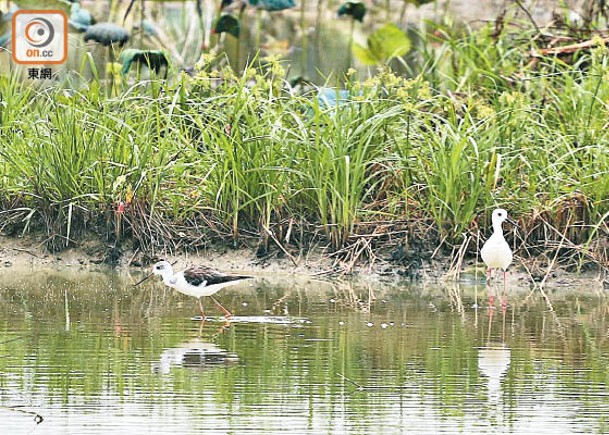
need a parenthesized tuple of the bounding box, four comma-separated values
(135, 261, 253, 320)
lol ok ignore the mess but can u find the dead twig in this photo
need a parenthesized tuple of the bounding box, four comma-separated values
(514, 0, 543, 36)
(1, 406, 43, 425)
(336, 373, 364, 390)
(539, 215, 571, 290)
(446, 233, 471, 281)
(263, 225, 298, 267)
(11, 248, 39, 258)
(533, 36, 609, 56)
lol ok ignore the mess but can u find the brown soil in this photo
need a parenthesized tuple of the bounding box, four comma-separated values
(0, 234, 606, 292)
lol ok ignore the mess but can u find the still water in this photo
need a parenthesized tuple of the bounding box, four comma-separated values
(1, 266, 608, 434)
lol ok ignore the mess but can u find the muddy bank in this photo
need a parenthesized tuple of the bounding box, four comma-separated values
(0, 234, 605, 292)
(0, 233, 420, 276)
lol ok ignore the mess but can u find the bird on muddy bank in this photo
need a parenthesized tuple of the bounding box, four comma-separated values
(481, 208, 516, 309)
(134, 261, 253, 321)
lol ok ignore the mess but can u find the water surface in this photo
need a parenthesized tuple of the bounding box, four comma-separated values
(1, 266, 608, 434)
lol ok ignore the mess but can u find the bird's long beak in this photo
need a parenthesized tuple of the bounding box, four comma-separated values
(507, 217, 518, 227)
(133, 260, 178, 287)
(133, 272, 153, 287)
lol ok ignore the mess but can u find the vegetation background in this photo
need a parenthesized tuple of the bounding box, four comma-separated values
(0, 0, 606, 280)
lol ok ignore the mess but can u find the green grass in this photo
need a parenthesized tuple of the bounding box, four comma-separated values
(0, 26, 607, 272)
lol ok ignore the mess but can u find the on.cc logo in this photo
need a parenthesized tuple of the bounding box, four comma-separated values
(24, 17, 55, 48)
(12, 10, 67, 65)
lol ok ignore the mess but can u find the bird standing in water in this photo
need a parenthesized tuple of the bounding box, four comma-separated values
(135, 261, 253, 320)
(481, 209, 515, 310)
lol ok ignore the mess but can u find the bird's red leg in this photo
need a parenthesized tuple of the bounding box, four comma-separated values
(210, 296, 232, 319)
(198, 298, 206, 322)
(487, 305, 494, 342)
(487, 268, 495, 308)
(501, 271, 508, 314)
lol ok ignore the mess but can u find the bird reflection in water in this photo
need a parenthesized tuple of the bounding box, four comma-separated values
(478, 343, 511, 403)
(151, 339, 239, 375)
(477, 284, 512, 425)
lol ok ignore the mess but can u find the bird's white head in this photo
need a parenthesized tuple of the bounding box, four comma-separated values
(152, 260, 173, 277)
(492, 208, 509, 225)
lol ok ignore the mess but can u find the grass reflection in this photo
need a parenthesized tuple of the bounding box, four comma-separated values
(1, 268, 609, 433)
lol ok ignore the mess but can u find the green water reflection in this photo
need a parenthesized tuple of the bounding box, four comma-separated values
(1, 267, 609, 434)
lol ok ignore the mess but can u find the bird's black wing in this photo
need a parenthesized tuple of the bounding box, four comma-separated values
(182, 267, 207, 286)
(183, 266, 252, 286)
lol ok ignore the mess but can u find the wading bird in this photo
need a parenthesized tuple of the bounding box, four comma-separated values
(135, 261, 253, 320)
(481, 209, 515, 309)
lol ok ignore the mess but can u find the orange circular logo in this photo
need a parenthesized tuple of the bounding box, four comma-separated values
(24, 17, 54, 48)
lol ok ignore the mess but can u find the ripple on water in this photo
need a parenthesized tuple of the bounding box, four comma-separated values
(2, 274, 609, 434)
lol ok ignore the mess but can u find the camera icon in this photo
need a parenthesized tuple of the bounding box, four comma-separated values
(12, 10, 68, 64)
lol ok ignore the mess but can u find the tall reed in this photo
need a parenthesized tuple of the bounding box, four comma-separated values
(0, 20, 606, 272)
